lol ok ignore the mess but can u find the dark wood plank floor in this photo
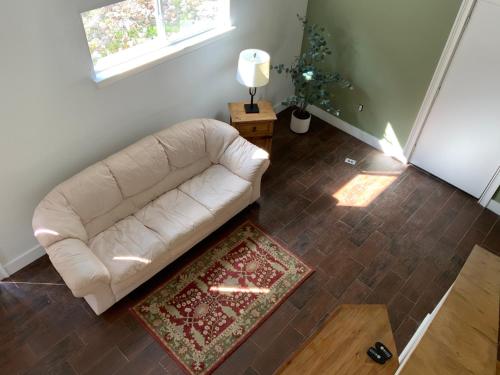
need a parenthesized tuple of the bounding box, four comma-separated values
(1, 109, 499, 375)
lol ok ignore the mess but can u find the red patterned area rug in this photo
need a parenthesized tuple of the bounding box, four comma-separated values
(131, 221, 313, 375)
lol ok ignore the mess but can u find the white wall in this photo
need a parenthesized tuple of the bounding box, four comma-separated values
(0, 0, 308, 274)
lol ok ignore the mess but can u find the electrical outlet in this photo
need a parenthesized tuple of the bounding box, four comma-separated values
(345, 158, 357, 165)
(358, 104, 364, 112)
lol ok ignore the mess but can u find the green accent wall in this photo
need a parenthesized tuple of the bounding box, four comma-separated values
(304, 0, 462, 148)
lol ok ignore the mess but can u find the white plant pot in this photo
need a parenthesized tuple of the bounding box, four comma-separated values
(290, 110, 311, 134)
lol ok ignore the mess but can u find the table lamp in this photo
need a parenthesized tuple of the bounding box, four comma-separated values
(237, 49, 270, 113)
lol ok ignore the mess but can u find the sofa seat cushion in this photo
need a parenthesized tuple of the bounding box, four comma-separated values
(89, 216, 166, 286)
(134, 189, 213, 249)
(179, 165, 252, 215)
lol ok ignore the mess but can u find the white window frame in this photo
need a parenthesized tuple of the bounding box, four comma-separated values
(82, 0, 234, 86)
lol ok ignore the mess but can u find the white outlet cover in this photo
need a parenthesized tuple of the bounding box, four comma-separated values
(345, 158, 357, 165)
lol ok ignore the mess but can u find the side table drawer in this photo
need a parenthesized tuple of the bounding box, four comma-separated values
(236, 121, 274, 138)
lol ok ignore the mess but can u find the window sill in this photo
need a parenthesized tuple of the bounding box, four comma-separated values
(93, 26, 236, 87)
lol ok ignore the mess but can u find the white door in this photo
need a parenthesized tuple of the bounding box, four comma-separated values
(411, 0, 500, 198)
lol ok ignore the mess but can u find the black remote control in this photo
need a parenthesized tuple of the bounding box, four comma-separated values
(367, 347, 386, 364)
(375, 342, 393, 360)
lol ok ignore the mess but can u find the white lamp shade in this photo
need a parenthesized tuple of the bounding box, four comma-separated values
(236, 49, 270, 88)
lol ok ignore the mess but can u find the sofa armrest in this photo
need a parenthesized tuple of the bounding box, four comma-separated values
(33, 189, 88, 248)
(47, 239, 110, 298)
(219, 137, 270, 183)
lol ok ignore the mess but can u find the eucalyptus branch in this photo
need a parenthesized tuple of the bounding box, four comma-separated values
(271, 15, 352, 117)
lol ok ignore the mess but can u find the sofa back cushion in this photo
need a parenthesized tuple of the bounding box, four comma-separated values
(156, 119, 208, 168)
(34, 119, 239, 248)
(105, 135, 170, 198)
(60, 162, 123, 223)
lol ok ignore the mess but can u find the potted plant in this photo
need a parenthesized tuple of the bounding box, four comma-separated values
(272, 16, 352, 134)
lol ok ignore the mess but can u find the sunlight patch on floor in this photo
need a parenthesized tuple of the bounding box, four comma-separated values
(333, 173, 398, 207)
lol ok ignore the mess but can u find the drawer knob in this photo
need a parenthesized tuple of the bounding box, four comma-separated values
(252, 126, 257, 132)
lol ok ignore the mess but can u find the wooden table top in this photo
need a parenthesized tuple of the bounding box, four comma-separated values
(277, 305, 399, 375)
(398, 245, 500, 375)
(228, 101, 277, 123)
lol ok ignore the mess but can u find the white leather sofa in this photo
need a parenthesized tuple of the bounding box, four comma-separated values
(32, 119, 270, 315)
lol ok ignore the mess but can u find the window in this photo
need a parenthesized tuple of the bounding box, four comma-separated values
(81, 0, 231, 83)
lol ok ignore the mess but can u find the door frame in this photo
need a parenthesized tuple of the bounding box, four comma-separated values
(403, 0, 477, 160)
(479, 167, 500, 207)
(402, 0, 500, 208)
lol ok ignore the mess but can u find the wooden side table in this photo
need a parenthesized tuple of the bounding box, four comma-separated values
(228, 100, 277, 155)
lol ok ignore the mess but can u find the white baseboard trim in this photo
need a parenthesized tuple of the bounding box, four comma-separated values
(487, 199, 500, 215)
(273, 101, 288, 114)
(3, 245, 46, 277)
(307, 105, 408, 164)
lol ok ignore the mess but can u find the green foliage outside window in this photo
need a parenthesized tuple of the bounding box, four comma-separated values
(82, 0, 219, 64)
